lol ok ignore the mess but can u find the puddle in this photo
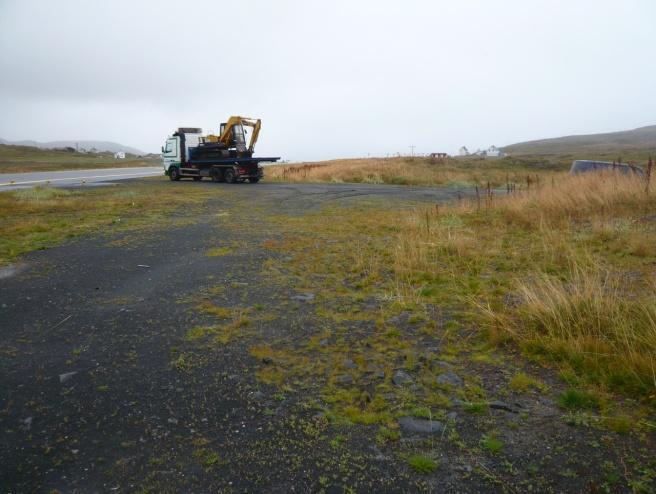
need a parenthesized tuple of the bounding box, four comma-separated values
(0, 263, 27, 280)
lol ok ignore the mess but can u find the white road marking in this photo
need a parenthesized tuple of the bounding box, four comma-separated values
(0, 170, 163, 187)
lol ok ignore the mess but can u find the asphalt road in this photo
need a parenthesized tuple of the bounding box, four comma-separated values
(0, 166, 163, 191)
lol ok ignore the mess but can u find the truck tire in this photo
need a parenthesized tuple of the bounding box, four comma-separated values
(169, 167, 181, 181)
(210, 169, 222, 182)
(193, 176, 202, 181)
(224, 168, 236, 183)
(248, 177, 260, 183)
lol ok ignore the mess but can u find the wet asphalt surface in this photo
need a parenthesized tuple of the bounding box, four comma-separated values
(0, 180, 471, 493)
(0, 167, 163, 191)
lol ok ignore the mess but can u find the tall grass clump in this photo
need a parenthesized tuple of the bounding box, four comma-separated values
(514, 263, 656, 397)
(392, 169, 656, 400)
(497, 171, 649, 227)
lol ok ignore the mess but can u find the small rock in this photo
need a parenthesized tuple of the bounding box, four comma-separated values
(20, 417, 32, 431)
(318, 339, 328, 346)
(370, 444, 387, 461)
(388, 312, 410, 324)
(335, 374, 354, 385)
(59, 371, 78, 384)
(392, 370, 413, 386)
(489, 400, 518, 413)
(503, 293, 523, 308)
(291, 293, 315, 302)
(261, 357, 273, 365)
(398, 416, 445, 435)
(167, 417, 179, 425)
(409, 384, 423, 394)
(535, 397, 559, 417)
(342, 359, 357, 369)
(250, 391, 265, 401)
(447, 411, 458, 421)
(435, 371, 463, 387)
(434, 360, 454, 369)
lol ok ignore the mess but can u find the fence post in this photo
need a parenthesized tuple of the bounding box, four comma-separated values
(646, 156, 653, 195)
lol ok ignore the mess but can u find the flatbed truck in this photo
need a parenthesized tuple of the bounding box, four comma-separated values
(161, 117, 279, 183)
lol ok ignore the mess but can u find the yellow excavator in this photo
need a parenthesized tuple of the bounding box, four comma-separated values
(200, 116, 261, 157)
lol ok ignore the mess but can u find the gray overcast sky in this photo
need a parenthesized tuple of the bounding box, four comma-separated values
(1, 0, 655, 160)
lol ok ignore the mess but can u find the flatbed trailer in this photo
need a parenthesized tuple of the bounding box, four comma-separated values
(167, 156, 280, 183)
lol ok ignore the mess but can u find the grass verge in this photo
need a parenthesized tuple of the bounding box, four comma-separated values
(0, 180, 217, 265)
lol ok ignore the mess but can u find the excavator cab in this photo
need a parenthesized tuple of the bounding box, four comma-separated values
(220, 121, 247, 153)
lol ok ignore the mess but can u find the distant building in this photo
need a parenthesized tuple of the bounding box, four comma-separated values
(114, 151, 126, 159)
(487, 145, 502, 158)
(429, 152, 448, 159)
(459, 146, 469, 156)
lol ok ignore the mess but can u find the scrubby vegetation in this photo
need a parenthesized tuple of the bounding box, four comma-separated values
(266, 156, 566, 187)
(395, 171, 656, 400)
(255, 169, 655, 420)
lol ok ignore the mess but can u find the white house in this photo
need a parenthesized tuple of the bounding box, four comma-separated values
(114, 151, 126, 159)
(487, 145, 502, 158)
(458, 146, 469, 156)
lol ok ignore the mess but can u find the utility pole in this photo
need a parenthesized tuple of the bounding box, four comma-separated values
(409, 145, 416, 157)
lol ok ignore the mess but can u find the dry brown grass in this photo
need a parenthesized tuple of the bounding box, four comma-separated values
(266, 156, 565, 188)
(495, 172, 651, 226)
(392, 171, 656, 399)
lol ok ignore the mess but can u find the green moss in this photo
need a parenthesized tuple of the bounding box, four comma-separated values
(205, 246, 232, 257)
(481, 434, 503, 454)
(376, 426, 401, 444)
(407, 455, 438, 474)
(557, 388, 600, 410)
(509, 372, 548, 393)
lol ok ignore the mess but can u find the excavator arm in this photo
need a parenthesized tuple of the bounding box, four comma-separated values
(205, 116, 261, 154)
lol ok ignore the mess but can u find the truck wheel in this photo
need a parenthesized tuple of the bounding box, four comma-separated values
(210, 169, 222, 182)
(224, 168, 236, 183)
(248, 177, 260, 183)
(193, 176, 202, 181)
(169, 167, 181, 181)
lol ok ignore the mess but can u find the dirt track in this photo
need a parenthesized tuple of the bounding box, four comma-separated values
(0, 180, 652, 493)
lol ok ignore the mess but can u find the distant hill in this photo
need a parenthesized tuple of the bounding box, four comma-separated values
(502, 125, 656, 157)
(0, 143, 158, 173)
(0, 138, 145, 156)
